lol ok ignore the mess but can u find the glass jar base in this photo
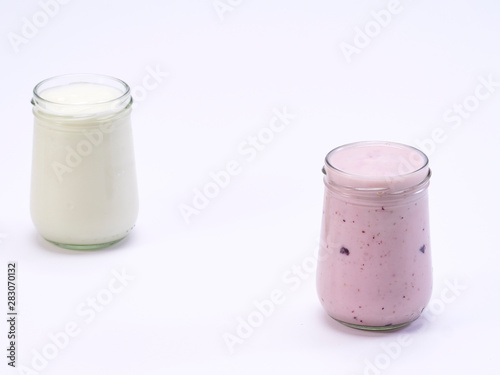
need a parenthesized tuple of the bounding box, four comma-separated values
(45, 237, 126, 250)
(332, 317, 416, 331)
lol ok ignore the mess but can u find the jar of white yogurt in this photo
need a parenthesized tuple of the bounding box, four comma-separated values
(30, 74, 139, 250)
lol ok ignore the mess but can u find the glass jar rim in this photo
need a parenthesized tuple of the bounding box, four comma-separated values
(32, 73, 130, 107)
(323, 141, 430, 193)
(31, 73, 133, 120)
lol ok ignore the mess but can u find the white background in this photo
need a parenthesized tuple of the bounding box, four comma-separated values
(1, 0, 500, 374)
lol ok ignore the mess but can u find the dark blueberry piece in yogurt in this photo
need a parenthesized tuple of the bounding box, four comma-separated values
(340, 247, 350, 256)
(419, 245, 426, 254)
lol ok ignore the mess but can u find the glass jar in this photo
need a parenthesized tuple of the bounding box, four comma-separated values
(317, 141, 432, 330)
(30, 74, 139, 250)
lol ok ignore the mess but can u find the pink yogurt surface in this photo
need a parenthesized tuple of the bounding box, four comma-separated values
(317, 142, 432, 328)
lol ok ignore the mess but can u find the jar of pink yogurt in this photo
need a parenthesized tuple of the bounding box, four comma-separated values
(317, 141, 432, 330)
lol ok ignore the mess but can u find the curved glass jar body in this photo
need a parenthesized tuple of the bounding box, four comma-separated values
(317, 141, 432, 330)
(30, 74, 139, 250)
